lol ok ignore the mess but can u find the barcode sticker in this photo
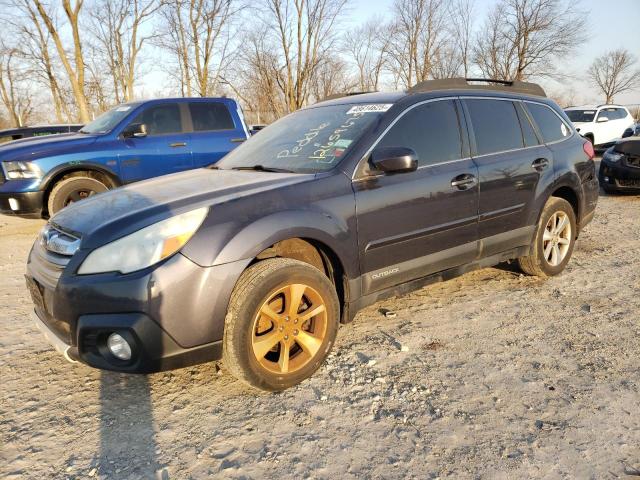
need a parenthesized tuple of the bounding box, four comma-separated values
(346, 104, 393, 115)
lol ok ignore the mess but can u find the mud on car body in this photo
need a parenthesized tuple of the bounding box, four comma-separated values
(26, 78, 599, 391)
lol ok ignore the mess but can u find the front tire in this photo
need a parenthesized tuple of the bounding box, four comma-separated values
(223, 258, 340, 391)
(518, 197, 577, 277)
(47, 175, 109, 215)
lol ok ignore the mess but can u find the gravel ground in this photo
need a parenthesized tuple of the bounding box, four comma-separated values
(1, 186, 639, 479)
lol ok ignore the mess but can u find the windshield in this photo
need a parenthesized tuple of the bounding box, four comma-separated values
(80, 103, 140, 134)
(217, 103, 390, 173)
(565, 110, 596, 123)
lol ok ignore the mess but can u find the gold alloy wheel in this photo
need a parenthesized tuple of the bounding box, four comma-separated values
(543, 211, 572, 267)
(251, 283, 328, 374)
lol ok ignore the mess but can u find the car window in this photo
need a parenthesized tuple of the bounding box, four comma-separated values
(515, 103, 540, 147)
(131, 104, 183, 136)
(465, 99, 523, 155)
(189, 102, 235, 131)
(526, 103, 571, 143)
(597, 108, 619, 121)
(565, 110, 596, 122)
(376, 99, 463, 167)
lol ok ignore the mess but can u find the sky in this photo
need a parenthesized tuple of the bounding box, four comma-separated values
(341, 0, 640, 105)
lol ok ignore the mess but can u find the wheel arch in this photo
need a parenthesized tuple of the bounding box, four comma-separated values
(41, 163, 121, 215)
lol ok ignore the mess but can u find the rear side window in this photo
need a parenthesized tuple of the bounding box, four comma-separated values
(189, 102, 235, 131)
(377, 99, 463, 167)
(526, 103, 571, 143)
(465, 99, 523, 155)
(515, 103, 540, 147)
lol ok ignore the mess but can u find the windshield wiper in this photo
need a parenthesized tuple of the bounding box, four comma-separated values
(231, 165, 296, 173)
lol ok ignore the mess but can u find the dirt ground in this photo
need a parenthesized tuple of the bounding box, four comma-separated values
(1, 182, 639, 479)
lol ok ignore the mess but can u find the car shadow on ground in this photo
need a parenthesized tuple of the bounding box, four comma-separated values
(98, 373, 165, 479)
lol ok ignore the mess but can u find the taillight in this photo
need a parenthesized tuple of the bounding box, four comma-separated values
(583, 140, 595, 160)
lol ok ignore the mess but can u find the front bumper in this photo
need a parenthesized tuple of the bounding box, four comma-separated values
(26, 240, 250, 373)
(0, 191, 44, 217)
(599, 159, 640, 192)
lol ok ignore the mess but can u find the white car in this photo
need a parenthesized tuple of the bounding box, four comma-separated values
(564, 105, 635, 148)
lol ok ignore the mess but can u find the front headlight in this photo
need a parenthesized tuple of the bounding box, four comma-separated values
(2, 161, 43, 179)
(603, 151, 623, 163)
(78, 207, 208, 274)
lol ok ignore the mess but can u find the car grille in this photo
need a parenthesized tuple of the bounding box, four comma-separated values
(625, 154, 640, 169)
(617, 178, 640, 187)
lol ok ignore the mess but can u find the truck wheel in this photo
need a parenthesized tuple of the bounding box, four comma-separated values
(518, 197, 577, 277)
(47, 175, 109, 215)
(223, 258, 339, 391)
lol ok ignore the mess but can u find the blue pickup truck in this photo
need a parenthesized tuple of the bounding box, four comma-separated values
(0, 97, 249, 218)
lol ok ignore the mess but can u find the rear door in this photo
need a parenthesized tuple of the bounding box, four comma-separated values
(354, 98, 479, 294)
(462, 97, 552, 256)
(187, 101, 247, 168)
(118, 102, 193, 183)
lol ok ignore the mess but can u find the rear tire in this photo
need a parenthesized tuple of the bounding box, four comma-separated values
(47, 175, 109, 215)
(518, 197, 577, 277)
(223, 258, 340, 391)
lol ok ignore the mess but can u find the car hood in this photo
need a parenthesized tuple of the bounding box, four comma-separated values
(0, 133, 99, 161)
(51, 168, 314, 249)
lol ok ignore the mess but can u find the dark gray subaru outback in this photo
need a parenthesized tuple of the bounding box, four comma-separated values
(26, 79, 599, 391)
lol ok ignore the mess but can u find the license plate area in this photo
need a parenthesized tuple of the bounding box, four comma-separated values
(25, 276, 46, 312)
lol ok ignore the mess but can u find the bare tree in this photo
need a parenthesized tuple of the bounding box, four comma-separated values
(588, 49, 640, 104)
(309, 56, 355, 101)
(343, 17, 390, 92)
(7, 0, 71, 122)
(91, 0, 161, 103)
(32, 0, 91, 122)
(256, 0, 347, 112)
(159, 0, 240, 97)
(474, 0, 586, 81)
(449, 0, 474, 77)
(387, 0, 450, 88)
(0, 47, 33, 127)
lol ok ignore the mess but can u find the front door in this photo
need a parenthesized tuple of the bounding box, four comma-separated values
(118, 102, 193, 183)
(354, 98, 479, 294)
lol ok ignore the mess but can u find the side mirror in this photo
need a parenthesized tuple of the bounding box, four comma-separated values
(370, 146, 418, 174)
(123, 123, 147, 138)
(597, 116, 609, 123)
(622, 128, 633, 138)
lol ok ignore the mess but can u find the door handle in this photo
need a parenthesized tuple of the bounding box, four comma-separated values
(451, 173, 477, 190)
(230, 137, 246, 143)
(170, 142, 187, 147)
(532, 157, 550, 171)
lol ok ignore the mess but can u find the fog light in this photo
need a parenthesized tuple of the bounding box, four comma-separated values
(8, 198, 19, 211)
(107, 333, 132, 360)
(604, 176, 610, 182)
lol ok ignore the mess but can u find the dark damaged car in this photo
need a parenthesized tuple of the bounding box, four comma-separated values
(599, 138, 640, 193)
(26, 78, 598, 391)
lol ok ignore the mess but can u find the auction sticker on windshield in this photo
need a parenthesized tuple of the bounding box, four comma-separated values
(346, 104, 393, 115)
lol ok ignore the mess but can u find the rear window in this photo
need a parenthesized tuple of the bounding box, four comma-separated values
(189, 102, 235, 131)
(465, 99, 523, 155)
(526, 103, 571, 143)
(565, 110, 595, 122)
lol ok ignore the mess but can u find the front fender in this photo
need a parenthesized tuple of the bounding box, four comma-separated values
(40, 161, 121, 191)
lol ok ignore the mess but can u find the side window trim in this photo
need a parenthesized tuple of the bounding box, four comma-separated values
(522, 99, 575, 145)
(352, 97, 468, 180)
(514, 100, 543, 146)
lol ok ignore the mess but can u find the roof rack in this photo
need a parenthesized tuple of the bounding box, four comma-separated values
(407, 78, 547, 97)
(318, 91, 376, 103)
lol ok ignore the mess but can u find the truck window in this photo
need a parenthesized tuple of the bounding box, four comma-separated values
(189, 102, 235, 131)
(131, 104, 183, 135)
